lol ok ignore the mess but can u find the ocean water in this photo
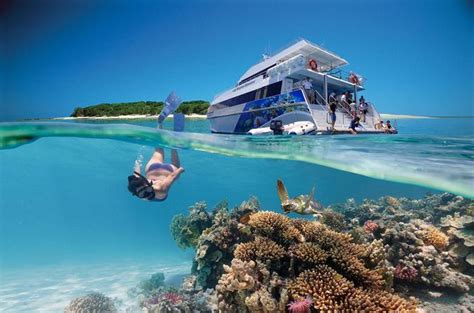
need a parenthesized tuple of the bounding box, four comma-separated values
(0, 117, 473, 312)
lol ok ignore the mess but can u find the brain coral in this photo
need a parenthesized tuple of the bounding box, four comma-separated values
(422, 227, 449, 250)
(288, 266, 415, 312)
(64, 292, 117, 313)
(248, 211, 304, 243)
(234, 236, 286, 263)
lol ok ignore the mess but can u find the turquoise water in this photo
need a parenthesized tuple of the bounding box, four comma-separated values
(0, 118, 473, 311)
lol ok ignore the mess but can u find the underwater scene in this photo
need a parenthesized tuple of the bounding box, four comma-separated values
(0, 118, 473, 312)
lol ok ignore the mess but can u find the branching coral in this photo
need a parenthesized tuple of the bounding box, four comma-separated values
(65, 292, 117, 313)
(248, 211, 304, 243)
(234, 236, 286, 263)
(320, 210, 346, 231)
(290, 242, 328, 265)
(422, 226, 449, 250)
(288, 266, 415, 312)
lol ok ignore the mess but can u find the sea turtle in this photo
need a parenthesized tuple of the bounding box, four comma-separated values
(277, 179, 323, 215)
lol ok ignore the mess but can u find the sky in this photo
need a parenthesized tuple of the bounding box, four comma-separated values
(1, 0, 473, 120)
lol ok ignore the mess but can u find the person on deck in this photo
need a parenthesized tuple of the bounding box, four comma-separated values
(385, 120, 395, 133)
(328, 92, 337, 131)
(340, 91, 351, 112)
(348, 116, 361, 134)
(359, 97, 368, 122)
(302, 77, 315, 104)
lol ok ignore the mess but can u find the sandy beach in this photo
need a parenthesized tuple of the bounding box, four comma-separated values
(52, 113, 207, 121)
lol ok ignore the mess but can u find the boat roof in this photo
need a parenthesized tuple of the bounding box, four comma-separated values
(238, 39, 348, 84)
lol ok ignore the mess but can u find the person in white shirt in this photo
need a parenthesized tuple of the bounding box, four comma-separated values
(301, 77, 315, 104)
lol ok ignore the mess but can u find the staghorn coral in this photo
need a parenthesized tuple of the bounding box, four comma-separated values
(290, 242, 328, 265)
(248, 211, 304, 243)
(312, 224, 384, 288)
(65, 292, 117, 313)
(422, 226, 449, 250)
(234, 236, 286, 263)
(319, 210, 346, 231)
(288, 266, 415, 312)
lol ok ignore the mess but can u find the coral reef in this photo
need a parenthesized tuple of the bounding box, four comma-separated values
(155, 193, 474, 312)
(287, 297, 312, 313)
(247, 211, 304, 243)
(139, 272, 165, 296)
(441, 213, 474, 270)
(288, 265, 416, 311)
(364, 220, 379, 233)
(234, 236, 286, 263)
(394, 264, 418, 281)
(170, 201, 212, 249)
(319, 210, 346, 231)
(64, 292, 117, 313)
(421, 226, 449, 250)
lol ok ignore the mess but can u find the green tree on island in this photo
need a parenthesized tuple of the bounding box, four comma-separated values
(71, 100, 210, 117)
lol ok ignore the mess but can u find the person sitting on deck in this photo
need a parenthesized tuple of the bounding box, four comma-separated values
(385, 120, 396, 133)
(348, 116, 361, 134)
(375, 120, 385, 130)
(301, 77, 315, 104)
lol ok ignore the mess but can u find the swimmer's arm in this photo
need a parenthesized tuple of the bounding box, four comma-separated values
(162, 167, 185, 188)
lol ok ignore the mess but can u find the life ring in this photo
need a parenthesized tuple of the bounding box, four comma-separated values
(308, 59, 318, 71)
(349, 74, 359, 84)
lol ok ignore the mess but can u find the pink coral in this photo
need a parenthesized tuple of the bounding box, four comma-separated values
(394, 264, 418, 281)
(163, 292, 183, 305)
(364, 220, 378, 233)
(287, 297, 313, 313)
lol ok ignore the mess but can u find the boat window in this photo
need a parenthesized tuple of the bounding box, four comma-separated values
(238, 64, 277, 85)
(215, 81, 282, 108)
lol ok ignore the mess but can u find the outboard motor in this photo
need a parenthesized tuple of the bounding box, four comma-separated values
(270, 119, 284, 135)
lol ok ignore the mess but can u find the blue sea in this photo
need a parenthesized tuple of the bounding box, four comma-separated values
(0, 117, 473, 312)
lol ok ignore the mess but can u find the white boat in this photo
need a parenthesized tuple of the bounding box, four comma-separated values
(207, 39, 391, 135)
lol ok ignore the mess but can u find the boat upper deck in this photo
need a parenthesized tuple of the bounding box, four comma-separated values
(238, 39, 348, 86)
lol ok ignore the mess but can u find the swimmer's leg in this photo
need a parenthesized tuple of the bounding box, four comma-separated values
(171, 149, 180, 168)
(145, 148, 165, 171)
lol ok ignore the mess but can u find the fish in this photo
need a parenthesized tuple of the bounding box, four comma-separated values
(276, 179, 323, 215)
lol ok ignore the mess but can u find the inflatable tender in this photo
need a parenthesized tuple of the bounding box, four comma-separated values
(248, 121, 316, 136)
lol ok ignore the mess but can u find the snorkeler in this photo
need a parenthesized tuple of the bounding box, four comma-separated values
(128, 148, 184, 201)
(128, 92, 185, 201)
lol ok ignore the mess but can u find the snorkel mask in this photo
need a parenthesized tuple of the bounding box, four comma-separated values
(128, 171, 155, 200)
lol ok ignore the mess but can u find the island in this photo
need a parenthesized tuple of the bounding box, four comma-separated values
(70, 100, 209, 117)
